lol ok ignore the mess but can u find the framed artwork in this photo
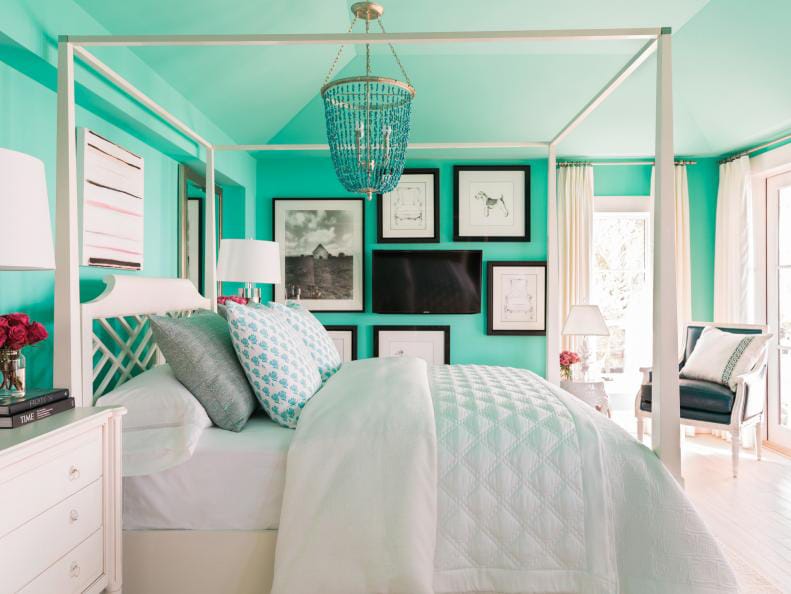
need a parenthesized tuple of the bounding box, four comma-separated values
(377, 168, 440, 243)
(487, 261, 546, 335)
(453, 165, 530, 242)
(373, 325, 450, 365)
(324, 325, 358, 362)
(273, 198, 365, 312)
(78, 128, 145, 269)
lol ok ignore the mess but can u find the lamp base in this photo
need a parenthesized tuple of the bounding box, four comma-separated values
(238, 284, 262, 304)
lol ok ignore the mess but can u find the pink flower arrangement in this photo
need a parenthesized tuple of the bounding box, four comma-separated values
(217, 295, 249, 306)
(559, 350, 580, 381)
(0, 313, 48, 351)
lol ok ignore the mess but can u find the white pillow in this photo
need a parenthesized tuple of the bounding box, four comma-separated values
(255, 301, 342, 383)
(97, 364, 212, 476)
(680, 327, 771, 391)
(226, 302, 322, 429)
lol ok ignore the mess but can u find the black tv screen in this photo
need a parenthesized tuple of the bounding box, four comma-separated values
(372, 250, 482, 314)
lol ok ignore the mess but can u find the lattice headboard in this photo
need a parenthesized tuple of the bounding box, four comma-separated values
(81, 275, 211, 406)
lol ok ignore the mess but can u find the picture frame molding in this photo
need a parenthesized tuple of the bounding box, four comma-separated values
(377, 168, 441, 244)
(272, 197, 366, 313)
(323, 324, 358, 361)
(372, 325, 451, 364)
(486, 260, 547, 336)
(453, 164, 531, 242)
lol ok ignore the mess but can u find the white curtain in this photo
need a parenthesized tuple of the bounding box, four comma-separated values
(558, 164, 594, 351)
(714, 155, 755, 323)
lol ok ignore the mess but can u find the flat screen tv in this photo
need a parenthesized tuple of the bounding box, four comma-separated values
(372, 250, 482, 314)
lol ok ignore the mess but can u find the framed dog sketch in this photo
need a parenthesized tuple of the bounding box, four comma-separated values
(377, 168, 439, 243)
(273, 198, 365, 312)
(487, 261, 546, 335)
(373, 326, 450, 365)
(324, 325, 358, 362)
(453, 165, 530, 242)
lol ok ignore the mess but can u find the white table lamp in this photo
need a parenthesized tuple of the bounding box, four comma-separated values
(0, 148, 55, 270)
(562, 305, 609, 381)
(216, 239, 280, 303)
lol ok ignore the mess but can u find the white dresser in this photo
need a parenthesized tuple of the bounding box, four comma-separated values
(0, 407, 125, 594)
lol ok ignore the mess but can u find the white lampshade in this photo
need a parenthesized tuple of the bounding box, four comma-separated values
(217, 239, 281, 284)
(562, 305, 610, 336)
(0, 148, 55, 270)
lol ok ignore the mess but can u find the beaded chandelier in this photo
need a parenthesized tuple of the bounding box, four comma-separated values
(321, 2, 415, 200)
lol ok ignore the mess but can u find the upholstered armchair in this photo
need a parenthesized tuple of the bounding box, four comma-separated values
(635, 322, 770, 478)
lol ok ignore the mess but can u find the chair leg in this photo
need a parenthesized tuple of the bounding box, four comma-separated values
(637, 416, 644, 443)
(731, 429, 741, 478)
(754, 423, 762, 461)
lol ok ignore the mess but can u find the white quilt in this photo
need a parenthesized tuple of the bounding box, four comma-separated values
(273, 359, 738, 594)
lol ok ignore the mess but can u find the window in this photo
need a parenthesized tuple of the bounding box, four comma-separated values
(591, 196, 651, 388)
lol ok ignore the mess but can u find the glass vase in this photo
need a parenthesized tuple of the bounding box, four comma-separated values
(0, 349, 26, 397)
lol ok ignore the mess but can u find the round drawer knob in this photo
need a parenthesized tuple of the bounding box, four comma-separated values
(69, 466, 80, 481)
(70, 562, 81, 578)
(69, 509, 79, 523)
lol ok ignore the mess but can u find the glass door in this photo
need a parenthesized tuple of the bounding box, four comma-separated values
(767, 171, 791, 449)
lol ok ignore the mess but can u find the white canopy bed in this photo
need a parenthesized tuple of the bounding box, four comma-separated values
(48, 19, 709, 594)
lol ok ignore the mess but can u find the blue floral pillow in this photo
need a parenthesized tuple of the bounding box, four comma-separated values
(253, 301, 342, 383)
(225, 303, 322, 429)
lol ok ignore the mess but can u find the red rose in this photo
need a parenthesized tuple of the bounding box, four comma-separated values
(0, 326, 6, 349)
(5, 324, 28, 350)
(26, 322, 48, 346)
(0, 317, 8, 330)
(6, 313, 30, 326)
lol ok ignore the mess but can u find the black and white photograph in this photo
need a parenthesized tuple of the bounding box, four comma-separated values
(273, 198, 365, 312)
(454, 165, 530, 241)
(377, 168, 439, 243)
(373, 326, 450, 365)
(487, 261, 546, 335)
(323, 325, 358, 362)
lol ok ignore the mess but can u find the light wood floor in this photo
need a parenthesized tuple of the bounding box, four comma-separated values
(614, 412, 791, 591)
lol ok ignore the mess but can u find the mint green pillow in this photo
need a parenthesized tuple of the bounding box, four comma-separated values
(149, 311, 257, 432)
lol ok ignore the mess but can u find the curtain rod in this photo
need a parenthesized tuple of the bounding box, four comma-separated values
(719, 131, 791, 164)
(557, 159, 696, 167)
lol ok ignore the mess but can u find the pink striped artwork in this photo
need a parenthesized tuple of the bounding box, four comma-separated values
(78, 129, 145, 270)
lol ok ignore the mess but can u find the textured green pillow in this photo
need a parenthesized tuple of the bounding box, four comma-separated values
(149, 311, 257, 432)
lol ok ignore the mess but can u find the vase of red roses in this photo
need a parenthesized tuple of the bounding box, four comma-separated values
(559, 350, 581, 381)
(0, 313, 48, 397)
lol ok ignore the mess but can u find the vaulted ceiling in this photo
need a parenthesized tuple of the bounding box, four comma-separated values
(73, 0, 791, 157)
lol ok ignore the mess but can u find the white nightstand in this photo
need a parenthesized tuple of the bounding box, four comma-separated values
(561, 380, 611, 417)
(0, 406, 125, 594)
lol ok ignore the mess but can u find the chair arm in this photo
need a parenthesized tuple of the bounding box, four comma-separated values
(639, 367, 652, 384)
(733, 365, 767, 421)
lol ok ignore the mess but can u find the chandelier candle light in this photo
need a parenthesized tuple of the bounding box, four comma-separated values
(321, 2, 415, 200)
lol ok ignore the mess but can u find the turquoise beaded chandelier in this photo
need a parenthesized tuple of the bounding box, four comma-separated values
(321, 2, 415, 200)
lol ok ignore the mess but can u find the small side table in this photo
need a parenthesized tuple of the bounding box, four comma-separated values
(561, 380, 611, 417)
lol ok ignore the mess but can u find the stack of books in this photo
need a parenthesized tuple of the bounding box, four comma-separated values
(0, 389, 74, 429)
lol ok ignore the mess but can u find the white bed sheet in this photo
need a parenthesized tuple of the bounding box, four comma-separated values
(123, 412, 293, 530)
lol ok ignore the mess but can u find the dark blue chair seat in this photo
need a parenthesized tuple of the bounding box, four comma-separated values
(640, 379, 735, 424)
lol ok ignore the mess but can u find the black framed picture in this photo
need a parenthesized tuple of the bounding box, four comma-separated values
(487, 261, 546, 335)
(373, 325, 450, 365)
(272, 198, 365, 312)
(453, 165, 530, 242)
(377, 168, 440, 243)
(323, 325, 358, 362)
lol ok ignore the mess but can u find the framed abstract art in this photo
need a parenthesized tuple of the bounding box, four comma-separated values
(487, 261, 546, 335)
(373, 325, 450, 365)
(377, 168, 440, 243)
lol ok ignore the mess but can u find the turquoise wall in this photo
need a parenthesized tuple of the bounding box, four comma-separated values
(593, 161, 718, 322)
(257, 156, 548, 375)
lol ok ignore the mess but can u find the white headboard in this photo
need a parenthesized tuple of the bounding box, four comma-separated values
(81, 275, 211, 406)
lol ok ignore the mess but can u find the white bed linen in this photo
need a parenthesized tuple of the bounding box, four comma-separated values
(273, 359, 738, 594)
(123, 412, 293, 530)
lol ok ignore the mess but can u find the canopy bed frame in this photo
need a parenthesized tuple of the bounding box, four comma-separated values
(51, 25, 684, 593)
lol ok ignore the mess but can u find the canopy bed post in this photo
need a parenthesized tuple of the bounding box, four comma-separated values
(546, 144, 560, 384)
(652, 28, 682, 481)
(204, 147, 218, 310)
(54, 38, 83, 404)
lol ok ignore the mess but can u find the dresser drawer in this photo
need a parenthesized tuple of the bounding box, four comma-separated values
(0, 480, 103, 593)
(18, 529, 103, 594)
(0, 428, 102, 537)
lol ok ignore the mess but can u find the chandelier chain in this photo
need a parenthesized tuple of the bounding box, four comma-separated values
(377, 20, 411, 87)
(323, 16, 359, 85)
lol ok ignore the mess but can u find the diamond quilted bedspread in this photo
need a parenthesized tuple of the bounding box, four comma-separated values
(272, 358, 738, 594)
